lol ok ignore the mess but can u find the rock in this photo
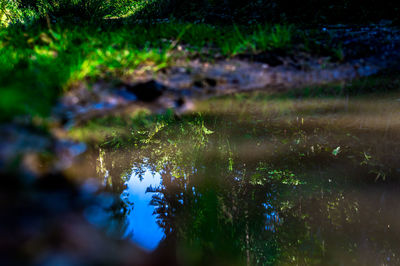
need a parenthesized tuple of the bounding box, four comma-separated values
(125, 80, 166, 102)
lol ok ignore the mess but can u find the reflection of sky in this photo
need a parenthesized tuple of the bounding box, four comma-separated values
(124, 168, 164, 251)
(263, 202, 280, 231)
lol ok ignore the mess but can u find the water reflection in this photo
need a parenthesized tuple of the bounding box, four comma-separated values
(81, 90, 400, 265)
(123, 168, 164, 250)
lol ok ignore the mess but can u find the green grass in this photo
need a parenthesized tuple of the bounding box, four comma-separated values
(0, 1, 346, 122)
(0, 20, 302, 121)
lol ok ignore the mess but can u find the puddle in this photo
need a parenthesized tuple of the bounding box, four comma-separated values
(60, 89, 400, 265)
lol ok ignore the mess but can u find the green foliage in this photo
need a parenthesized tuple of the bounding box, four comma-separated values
(252, 24, 293, 51)
(332, 146, 341, 156)
(15, 0, 133, 21)
(0, 1, 14, 26)
(1, 0, 398, 122)
(0, 0, 27, 26)
(4, 0, 400, 25)
(0, 23, 171, 121)
(0, 21, 298, 121)
(219, 24, 293, 55)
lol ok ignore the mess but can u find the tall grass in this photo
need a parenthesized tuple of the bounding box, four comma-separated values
(3, 0, 134, 22)
(0, 6, 299, 121)
(218, 24, 293, 56)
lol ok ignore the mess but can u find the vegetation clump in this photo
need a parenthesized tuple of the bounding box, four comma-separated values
(0, 1, 398, 121)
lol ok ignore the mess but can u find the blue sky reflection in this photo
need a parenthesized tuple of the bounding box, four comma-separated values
(123, 168, 164, 251)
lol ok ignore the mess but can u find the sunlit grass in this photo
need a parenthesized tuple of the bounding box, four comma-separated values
(0, 20, 300, 121)
(0, 1, 380, 122)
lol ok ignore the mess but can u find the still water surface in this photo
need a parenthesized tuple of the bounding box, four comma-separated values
(124, 169, 164, 250)
(70, 91, 400, 265)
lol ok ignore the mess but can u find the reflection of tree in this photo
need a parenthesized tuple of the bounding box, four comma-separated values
(96, 112, 400, 265)
(122, 115, 284, 264)
(95, 147, 132, 237)
(148, 159, 278, 265)
(276, 187, 400, 265)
